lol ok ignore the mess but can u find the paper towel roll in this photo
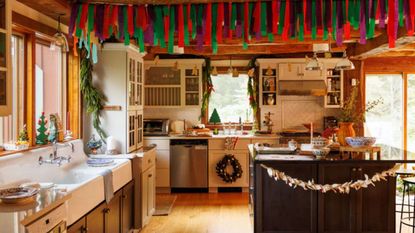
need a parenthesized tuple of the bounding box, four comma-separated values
(106, 136, 117, 151)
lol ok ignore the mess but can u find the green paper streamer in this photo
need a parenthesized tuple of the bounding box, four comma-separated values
(155, 6, 165, 48)
(249, 2, 254, 41)
(184, 5, 190, 46)
(298, 2, 305, 41)
(191, 4, 197, 39)
(278, 1, 286, 35)
(124, 6, 130, 45)
(268, 33, 274, 42)
(212, 3, 218, 53)
(260, 2, 267, 36)
(399, 0, 404, 27)
(75, 6, 83, 38)
(368, 0, 377, 39)
(323, 1, 328, 40)
(168, 6, 175, 54)
(138, 28, 144, 52)
(231, 3, 237, 30)
(311, 0, 317, 39)
(88, 5, 94, 33)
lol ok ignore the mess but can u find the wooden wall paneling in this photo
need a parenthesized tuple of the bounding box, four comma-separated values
(26, 33, 35, 145)
(364, 57, 415, 73)
(404, 74, 408, 161)
(68, 53, 81, 139)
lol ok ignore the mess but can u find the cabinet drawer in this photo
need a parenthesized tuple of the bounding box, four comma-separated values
(142, 149, 156, 171)
(144, 139, 170, 150)
(209, 138, 250, 150)
(251, 138, 279, 145)
(156, 149, 170, 169)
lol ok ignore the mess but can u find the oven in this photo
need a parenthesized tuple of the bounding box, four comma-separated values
(143, 119, 170, 136)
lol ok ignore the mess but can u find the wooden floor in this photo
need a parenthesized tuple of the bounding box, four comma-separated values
(140, 192, 252, 233)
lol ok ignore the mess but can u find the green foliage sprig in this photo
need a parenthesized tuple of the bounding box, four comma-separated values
(339, 84, 383, 123)
(247, 57, 259, 123)
(80, 50, 107, 141)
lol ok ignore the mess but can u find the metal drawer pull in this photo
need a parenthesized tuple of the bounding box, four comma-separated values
(103, 208, 110, 213)
(148, 174, 153, 178)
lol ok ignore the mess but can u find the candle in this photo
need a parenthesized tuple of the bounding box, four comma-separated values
(67, 112, 71, 131)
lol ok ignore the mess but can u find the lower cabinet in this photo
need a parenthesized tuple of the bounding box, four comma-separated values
(208, 150, 249, 188)
(68, 181, 134, 233)
(141, 165, 156, 225)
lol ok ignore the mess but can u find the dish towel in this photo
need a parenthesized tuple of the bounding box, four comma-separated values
(100, 169, 114, 204)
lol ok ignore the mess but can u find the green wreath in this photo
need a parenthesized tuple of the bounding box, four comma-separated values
(216, 154, 243, 183)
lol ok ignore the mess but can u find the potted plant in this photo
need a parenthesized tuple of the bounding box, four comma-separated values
(337, 85, 382, 146)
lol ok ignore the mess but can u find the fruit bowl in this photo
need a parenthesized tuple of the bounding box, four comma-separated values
(345, 137, 376, 148)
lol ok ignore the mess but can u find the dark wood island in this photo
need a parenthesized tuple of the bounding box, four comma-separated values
(249, 145, 408, 233)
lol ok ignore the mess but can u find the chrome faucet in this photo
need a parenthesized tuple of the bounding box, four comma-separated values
(39, 142, 74, 166)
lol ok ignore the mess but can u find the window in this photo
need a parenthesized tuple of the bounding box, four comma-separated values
(35, 42, 66, 130)
(407, 74, 415, 159)
(365, 74, 403, 159)
(208, 74, 253, 123)
(0, 35, 24, 145)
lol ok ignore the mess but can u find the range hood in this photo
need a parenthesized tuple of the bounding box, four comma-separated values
(278, 80, 327, 96)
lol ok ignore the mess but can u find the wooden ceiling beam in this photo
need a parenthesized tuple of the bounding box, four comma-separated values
(79, 0, 271, 5)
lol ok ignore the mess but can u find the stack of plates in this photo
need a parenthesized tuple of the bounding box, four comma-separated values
(0, 187, 39, 204)
(87, 158, 115, 167)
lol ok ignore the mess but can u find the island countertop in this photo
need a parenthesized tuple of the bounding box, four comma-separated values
(248, 144, 415, 164)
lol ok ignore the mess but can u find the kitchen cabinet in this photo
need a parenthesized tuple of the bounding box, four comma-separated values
(279, 63, 324, 81)
(0, 0, 11, 116)
(67, 182, 134, 233)
(83, 43, 145, 154)
(256, 61, 278, 108)
(144, 59, 204, 108)
(253, 161, 396, 233)
(324, 59, 344, 108)
(144, 139, 170, 190)
(140, 148, 156, 225)
(121, 181, 134, 233)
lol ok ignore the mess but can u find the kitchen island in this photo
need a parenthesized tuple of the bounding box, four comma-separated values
(248, 145, 410, 233)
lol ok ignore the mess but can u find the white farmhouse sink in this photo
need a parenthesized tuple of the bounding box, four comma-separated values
(0, 139, 132, 226)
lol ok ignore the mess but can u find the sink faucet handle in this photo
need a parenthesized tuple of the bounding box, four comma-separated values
(38, 156, 44, 165)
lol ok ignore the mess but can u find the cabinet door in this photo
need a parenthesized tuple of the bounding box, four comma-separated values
(127, 111, 137, 153)
(67, 217, 86, 233)
(106, 191, 122, 233)
(208, 150, 249, 188)
(255, 163, 317, 233)
(136, 111, 143, 149)
(86, 202, 106, 233)
(122, 181, 134, 233)
(278, 63, 302, 80)
(127, 56, 137, 109)
(136, 59, 143, 108)
(356, 164, 396, 233)
(142, 166, 156, 225)
(318, 164, 357, 233)
(183, 66, 201, 106)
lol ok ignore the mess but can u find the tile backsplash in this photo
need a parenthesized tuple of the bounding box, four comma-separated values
(144, 96, 340, 132)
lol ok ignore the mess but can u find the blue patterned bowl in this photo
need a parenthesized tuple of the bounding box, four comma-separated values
(345, 137, 376, 148)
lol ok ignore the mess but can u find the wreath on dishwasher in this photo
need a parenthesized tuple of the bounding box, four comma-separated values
(216, 154, 243, 183)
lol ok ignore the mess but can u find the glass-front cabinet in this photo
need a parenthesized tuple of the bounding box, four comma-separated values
(0, 0, 11, 116)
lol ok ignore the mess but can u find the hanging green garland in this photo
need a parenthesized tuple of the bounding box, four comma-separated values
(247, 57, 259, 126)
(200, 58, 213, 118)
(80, 50, 107, 141)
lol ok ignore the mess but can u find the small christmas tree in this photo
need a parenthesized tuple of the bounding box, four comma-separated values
(17, 124, 29, 143)
(36, 112, 48, 145)
(209, 108, 221, 124)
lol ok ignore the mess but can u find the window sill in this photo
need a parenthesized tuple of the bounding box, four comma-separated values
(206, 124, 253, 130)
(0, 139, 79, 157)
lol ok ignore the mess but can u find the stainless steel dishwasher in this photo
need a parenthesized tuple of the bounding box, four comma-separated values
(170, 139, 208, 188)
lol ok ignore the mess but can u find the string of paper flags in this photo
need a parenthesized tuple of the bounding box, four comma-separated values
(69, 0, 415, 60)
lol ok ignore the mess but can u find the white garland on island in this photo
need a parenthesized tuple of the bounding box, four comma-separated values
(261, 164, 401, 194)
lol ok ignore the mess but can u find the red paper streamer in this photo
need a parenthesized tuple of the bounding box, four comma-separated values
(103, 5, 111, 38)
(79, 4, 88, 30)
(111, 6, 118, 26)
(388, 0, 395, 47)
(137, 6, 147, 30)
(410, 0, 415, 35)
(254, 1, 261, 33)
(205, 3, 212, 45)
(282, 0, 290, 40)
(217, 2, 224, 43)
(304, 0, 308, 34)
(345, 0, 351, 39)
(178, 5, 184, 47)
(164, 6, 170, 42)
(187, 4, 192, 35)
(272, 0, 278, 33)
(228, 2, 233, 39)
(128, 5, 134, 35)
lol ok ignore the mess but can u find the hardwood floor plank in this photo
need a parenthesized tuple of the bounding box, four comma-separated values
(141, 193, 251, 233)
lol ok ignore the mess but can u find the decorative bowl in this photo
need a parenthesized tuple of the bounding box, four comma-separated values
(312, 147, 330, 159)
(312, 136, 329, 148)
(345, 137, 376, 148)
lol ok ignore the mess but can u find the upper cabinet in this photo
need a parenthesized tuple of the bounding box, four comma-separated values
(128, 53, 144, 111)
(0, 0, 11, 116)
(144, 59, 204, 108)
(279, 62, 324, 81)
